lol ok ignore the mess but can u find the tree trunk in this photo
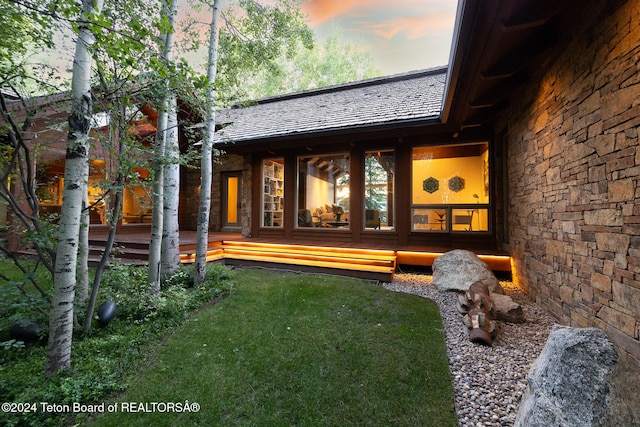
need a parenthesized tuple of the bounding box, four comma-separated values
(148, 109, 166, 292)
(148, 0, 178, 292)
(45, 0, 103, 378)
(161, 99, 180, 276)
(76, 190, 89, 307)
(84, 174, 123, 332)
(195, 0, 222, 285)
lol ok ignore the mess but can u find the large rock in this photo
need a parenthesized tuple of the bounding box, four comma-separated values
(432, 249, 502, 294)
(514, 325, 638, 427)
(491, 293, 525, 323)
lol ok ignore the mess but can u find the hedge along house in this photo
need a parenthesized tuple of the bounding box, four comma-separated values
(195, 0, 639, 368)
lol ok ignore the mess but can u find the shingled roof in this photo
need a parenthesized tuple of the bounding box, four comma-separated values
(214, 66, 447, 145)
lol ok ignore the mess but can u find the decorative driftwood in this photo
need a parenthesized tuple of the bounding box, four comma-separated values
(456, 281, 496, 345)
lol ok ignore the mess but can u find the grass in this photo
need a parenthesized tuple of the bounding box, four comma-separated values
(0, 262, 234, 427)
(90, 269, 457, 426)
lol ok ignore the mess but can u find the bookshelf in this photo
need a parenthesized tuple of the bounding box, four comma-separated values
(262, 159, 284, 227)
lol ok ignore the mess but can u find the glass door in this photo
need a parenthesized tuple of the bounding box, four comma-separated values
(222, 172, 242, 230)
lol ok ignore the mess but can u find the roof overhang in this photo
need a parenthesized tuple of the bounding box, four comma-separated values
(442, 0, 579, 133)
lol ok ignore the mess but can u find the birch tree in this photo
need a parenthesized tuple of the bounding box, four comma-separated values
(191, 0, 313, 283)
(45, 0, 103, 378)
(194, 0, 222, 284)
(148, 0, 178, 292)
(76, 191, 90, 306)
(161, 97, 180, 276)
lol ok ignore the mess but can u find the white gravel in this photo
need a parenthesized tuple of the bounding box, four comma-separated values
(383, 272, 556, 427)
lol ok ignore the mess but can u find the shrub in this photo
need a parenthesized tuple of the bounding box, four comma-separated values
(100, 263, 234, 324)
(0, 262, 235, 427)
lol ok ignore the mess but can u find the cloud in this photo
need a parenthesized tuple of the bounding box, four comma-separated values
(301, 0, 377, 25)
(362, 9, 455, 40)
(301, 0, 457, 26)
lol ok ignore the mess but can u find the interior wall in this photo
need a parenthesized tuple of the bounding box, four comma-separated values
(306, 174, 333, 209)
(412, 153, 489, 204)
(500, 0, 640, 369)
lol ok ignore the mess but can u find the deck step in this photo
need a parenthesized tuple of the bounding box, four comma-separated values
(180, 248, 225, 263)
(221, 241, 396, 280)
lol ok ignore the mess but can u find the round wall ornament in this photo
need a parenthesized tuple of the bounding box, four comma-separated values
(448, 176, 465, 192)
(423, 177, 439, 193)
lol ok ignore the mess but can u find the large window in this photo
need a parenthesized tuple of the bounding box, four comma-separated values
(364, 150, 395, 230)
(262, 158, 284, 227)
(412, 143, 490, 232)
(297, 154, 350, 229)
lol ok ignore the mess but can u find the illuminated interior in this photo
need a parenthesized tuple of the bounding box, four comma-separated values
(412, 142, 490, 232)
(226, 176, 239, 224)
(296, 154, 350, 229)
(122, 168, 152, 224)
(262, 158, 284, 227)
(38, 159, 113, 224)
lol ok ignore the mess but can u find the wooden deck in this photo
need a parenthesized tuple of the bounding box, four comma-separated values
(89, 224, 511, 281)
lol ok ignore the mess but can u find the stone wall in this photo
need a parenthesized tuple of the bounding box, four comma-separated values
(501, 0, 640, 369)
(181, 153, 251, 235)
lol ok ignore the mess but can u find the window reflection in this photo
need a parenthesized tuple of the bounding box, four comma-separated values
(364, 151, 395, 230)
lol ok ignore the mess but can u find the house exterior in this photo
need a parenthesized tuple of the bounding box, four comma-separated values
(445, 0, 640, 370)
(197, 0, 640, 368)
(183, 68, 500, 253)
(1, 0, 637, 368)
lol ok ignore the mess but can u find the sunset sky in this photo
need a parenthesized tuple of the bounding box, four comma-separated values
(37, 0, 459, 85)
(300, 0, 459, 75)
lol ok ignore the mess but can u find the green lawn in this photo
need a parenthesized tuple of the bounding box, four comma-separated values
(90, 269, 457, 426)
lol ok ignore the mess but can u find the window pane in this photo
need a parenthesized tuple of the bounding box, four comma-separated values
(412, 143, 489, 205)
(411, 143, 490, 233)
(227, 176, 239, 224)
(452, 208, 489, 232)
(297, 154, 350, 229)
(411, 208, 447, 231)
(364, 151, 395, 230)
(262, 158, 284, 228)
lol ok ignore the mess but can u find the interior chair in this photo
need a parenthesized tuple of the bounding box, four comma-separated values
(365, 209, 381, 229)
(298, 209, 313, 227)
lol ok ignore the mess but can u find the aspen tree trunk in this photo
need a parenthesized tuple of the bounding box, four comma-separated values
(76, 191, 89, 306)
(148, 111, 166, 292)
(45, 0, 103, 378)
(148, 0, 178, 292)
(194, 0, 222, 284)
(161, 99, 180, 276)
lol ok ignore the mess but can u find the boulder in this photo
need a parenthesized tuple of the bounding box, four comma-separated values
(514, 325, 637, 427)
(491, 293, 525, 323)
(432, 249, 502, 294)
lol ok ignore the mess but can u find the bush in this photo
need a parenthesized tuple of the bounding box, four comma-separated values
(99, 263, 234, 324)
(0, 262, 235, 427)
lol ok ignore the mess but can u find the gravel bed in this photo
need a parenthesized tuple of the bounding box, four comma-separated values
(383, 272, 556, 427)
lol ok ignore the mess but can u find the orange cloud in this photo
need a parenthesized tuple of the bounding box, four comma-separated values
(365, 9, 455, 40)
(301, 0, 377, 26)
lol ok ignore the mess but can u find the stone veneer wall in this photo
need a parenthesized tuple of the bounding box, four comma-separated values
(210, 153, 252, 236)
(182, 153, 252, 236)
(501, 0, 639, 368)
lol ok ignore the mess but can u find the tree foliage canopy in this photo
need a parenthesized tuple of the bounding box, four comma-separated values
(240, 28, 382, 100)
